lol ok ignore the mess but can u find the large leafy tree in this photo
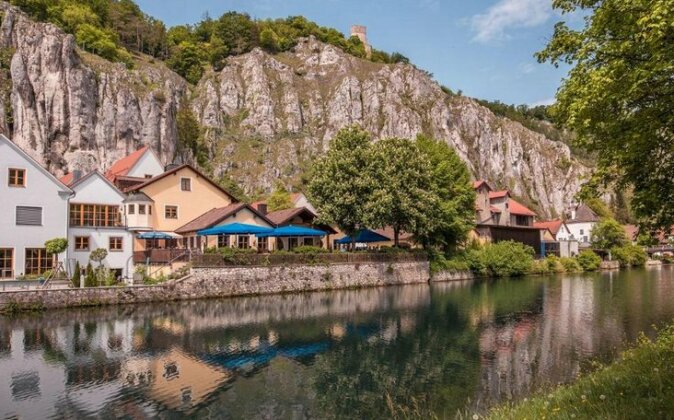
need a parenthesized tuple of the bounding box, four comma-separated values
(309, 126, 373, 243)
(591, 218, 628, 250)
(366, 137, 438, 247)
(538, 0, 674, 232)
(267, 182, 294, 212)
(416, 135, 476, 252)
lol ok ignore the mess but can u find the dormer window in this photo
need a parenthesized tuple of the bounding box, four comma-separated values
(181, 178, 191, 191)
(8, 168, 25, 187)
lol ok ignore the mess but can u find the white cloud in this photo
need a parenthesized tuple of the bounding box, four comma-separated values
(470, 0, 552, 44)
(530, 97, 555, 107)
(519, 62, 537, 74)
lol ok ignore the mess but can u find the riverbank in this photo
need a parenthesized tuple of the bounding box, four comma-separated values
(487, 324, 674, 419)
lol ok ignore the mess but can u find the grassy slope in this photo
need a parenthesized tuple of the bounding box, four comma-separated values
(487, 325, 674, 420)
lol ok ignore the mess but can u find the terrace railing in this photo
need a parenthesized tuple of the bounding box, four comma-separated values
(192, 252, 428, 268)
(133, 249, 191, 265)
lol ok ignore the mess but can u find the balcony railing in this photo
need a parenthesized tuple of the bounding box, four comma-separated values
(192, 252, 428, 268)
(133, 249, 191, 264)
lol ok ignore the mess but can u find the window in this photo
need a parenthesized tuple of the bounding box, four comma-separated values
(138, 204, 146, 215)
(16, 206, 42, 226)
(303, 237, 315, 247)
(24, 248, 52, 276)
(237, 235, 249, 249)
(580, 229, 584, 235)
(289, 237, 299, 250)
(148, 205, 152, 215)
(257, 237, 268, 252)
(70, 204, 121, 227)
(217, 235, 229, 248)
(181, 178, 192, 191)
(128, 204, 135, 215)
(109, 237, 123, 252)
(165, 206, 178, 219)
(8, 168, 25, 187)
(515, 215, 531, 226)
(0, 249, 13, 279)
(74, 236, 90, 251)
(144, 174, 153, 179)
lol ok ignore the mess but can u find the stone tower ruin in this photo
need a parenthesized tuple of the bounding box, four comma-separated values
(350, 25, 372, 58)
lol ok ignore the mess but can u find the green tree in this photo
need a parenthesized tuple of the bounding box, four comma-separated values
(309, 126, 373, 245)
(259, 28, 280, 53)
(84, 262, 96, 287)
(367, 137, 438, 247)
(176, 104, 208, 167)
(214, 12, 258, 56)
(416, 135, 476, 252)
(538, 0, 674, 232)
(166, 41, 205, 84)
(267, 182, 293, 212)
(577, 250, 602, 271)
(75, 23, 119, 60)
(591, 218, 628, 250)
(45, 238, 68, 277)
(71, 261, 81, 288)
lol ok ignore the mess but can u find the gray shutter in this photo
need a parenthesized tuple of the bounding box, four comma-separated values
(16, 206, 42, 226)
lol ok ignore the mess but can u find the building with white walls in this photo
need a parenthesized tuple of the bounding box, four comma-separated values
(0, 134, 72, 279)
(63, 171, 134, 279)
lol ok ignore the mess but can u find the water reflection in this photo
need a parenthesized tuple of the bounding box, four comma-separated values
(0, 267, 673, 418)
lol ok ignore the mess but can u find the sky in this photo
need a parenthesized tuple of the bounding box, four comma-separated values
(135, 0, 575, 106)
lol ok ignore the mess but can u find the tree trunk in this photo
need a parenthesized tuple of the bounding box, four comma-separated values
(394, 227, 400, 248)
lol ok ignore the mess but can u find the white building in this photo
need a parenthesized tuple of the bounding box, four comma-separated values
(556, 204, 600, 246)
(0, 134, 72, 279)
(64, 171, 134, 280)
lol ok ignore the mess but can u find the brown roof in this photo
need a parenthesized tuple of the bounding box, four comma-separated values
(266, 207, 308, 225)
(128, 164, 238, 202)
(489, 206, 502, 213)
(175, 203, 273, 234)
(509, 199, 537, 217)
(374, 227, 414, 242)
(489, 190, 509, 199)
(569, 204, 600, 223)
(473, 180, 492, 190)
(105, 146, 150, 182)
(534, 219, 564, 236)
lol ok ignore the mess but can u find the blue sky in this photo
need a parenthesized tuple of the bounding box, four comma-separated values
(135, 0, 572, 106)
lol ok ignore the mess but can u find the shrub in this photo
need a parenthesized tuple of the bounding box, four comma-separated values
(577, 250, 602, 271)
(84, 262, 96, 287)
(428, 250, 470, 274)
(545, 255, 565, 273)
(469, 241, 535, 277)
(529, 259, 550, 275)
(612, 244, 648, 268)
(560, 257, 582, 273)
(291, 246, 329, 255)
(71, 261, 81, 288)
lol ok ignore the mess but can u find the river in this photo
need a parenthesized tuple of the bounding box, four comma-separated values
(1, 267, 673, 419)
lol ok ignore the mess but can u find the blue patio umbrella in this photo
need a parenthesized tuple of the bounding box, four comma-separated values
(197, 223, 274, 236)
(336, 229, 390, 244)
(257, 225, 327, 238)
(137, 231, 179, 240)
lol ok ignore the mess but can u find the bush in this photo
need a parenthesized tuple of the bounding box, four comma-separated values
(428, 250, 470, 274)
(560, 257, 582, 273)
(71, 261, 81, 288)
(291, 246, 329, 255)
(612, 244, 648, 268)
(545, 255, 565, 273)
(468, 241, 535, 277)
(84, 262, 96, 287)
(577, 250, 602, 271)
(529, 259, 550, 275)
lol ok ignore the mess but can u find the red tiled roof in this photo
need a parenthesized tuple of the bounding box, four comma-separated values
(509, 199, 537, 217)
(266, 207, 315, 225)
(59, 172, 74, 186)
(175, 203, 272, 234)
(105, 146, 149, 182)
(489, 190, 509, 199)
(534, 219, 564, 235)
(473, 180, 492, 190)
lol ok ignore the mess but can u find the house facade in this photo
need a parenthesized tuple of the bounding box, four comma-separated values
(556, 204, 600, 246)
(104, 146, 165, 191)
(64, 171, 134, 279)
(0, 135, 72, 279)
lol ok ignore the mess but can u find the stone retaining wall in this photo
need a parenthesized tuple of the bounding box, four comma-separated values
(0, 261, 431, 312)
(430, 270, 475, 282)
(600, 261, 621, 270)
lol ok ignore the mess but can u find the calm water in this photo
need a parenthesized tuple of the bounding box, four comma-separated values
(2, 268, 674, 419)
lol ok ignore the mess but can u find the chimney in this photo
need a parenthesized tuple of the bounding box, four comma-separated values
(73, 170, 82, 182)
(257, 203, 268, 216)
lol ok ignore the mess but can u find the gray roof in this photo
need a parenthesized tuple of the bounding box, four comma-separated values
(568, 204, 600, 223)
(123, 192, 154, 203)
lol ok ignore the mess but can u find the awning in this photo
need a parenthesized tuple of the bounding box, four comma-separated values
(336, 229, 390, 244)
(257, 225, 327, 238)
(137, 231, 181, 240)
(197, 223, 274, 236)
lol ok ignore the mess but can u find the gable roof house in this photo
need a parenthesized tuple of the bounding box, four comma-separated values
(557, 203, 601, 245)
(103, 146, 165, 191)
(1, 135, 73, 279)
(63, 171, 135, 280)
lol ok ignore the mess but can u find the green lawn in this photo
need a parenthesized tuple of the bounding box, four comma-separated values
(487, 325, 674, 420)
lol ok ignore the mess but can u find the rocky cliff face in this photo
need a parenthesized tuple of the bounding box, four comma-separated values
(0, 2, 585, 217)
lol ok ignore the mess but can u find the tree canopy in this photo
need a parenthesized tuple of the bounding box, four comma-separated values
(591, 218, 628, 250)
(538, 0, 674, 232)
(267, 182, 294, 212)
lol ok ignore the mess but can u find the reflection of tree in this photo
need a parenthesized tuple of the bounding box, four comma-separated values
(311, 306, 481, 418)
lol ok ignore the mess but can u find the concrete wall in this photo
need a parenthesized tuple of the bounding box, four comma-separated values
(1, 137, 70, 279)
(0, 261, 430, 311)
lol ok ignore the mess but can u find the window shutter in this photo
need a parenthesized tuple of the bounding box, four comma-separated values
(16, 206, 42, 226)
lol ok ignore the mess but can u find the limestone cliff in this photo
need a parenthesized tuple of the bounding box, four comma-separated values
(0, 3, 585, 217)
